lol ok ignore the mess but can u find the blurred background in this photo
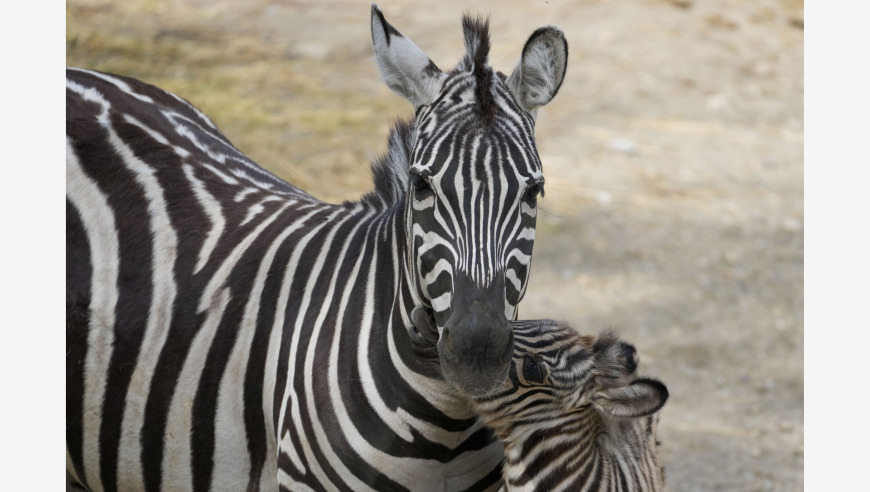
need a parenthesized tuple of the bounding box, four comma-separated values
(67, 0, 804, 489)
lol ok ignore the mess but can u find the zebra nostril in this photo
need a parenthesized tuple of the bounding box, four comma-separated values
(411, 306, 440, 342)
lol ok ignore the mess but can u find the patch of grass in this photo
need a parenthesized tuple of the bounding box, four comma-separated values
(67, 0, 409, 202)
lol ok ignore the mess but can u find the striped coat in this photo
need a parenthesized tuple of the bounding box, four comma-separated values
(411, 310, 669, 491)
(67, 5, 569, 492)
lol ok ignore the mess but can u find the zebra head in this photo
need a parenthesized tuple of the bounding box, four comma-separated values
(477, 323, 669, 428)
(371, 6, 568, 396)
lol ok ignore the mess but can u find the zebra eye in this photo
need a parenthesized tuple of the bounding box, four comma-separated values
(522, 354, 545, 384)
(524, 183, 544, 202)
(411, 174, 432, 196)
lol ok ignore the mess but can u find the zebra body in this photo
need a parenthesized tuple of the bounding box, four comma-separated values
(410, 311, 669, 492)
(66, 5, 568, 492)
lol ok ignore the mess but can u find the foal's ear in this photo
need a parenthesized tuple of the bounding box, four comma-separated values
(592, 378, 669, 419)
(506, 26, 568, 114)
(371, 4, 447, 108)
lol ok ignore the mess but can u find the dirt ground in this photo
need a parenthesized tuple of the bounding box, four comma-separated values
(66, 0, 804, 490)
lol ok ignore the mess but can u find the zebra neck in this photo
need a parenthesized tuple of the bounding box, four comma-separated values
(499, 409, 661, 491)
(386, 205, 479, 419)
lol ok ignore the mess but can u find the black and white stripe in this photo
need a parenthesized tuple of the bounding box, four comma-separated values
(67, 5, 568, 492)
(474, 323, 669, 492)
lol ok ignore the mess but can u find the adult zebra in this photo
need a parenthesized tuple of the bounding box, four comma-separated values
(67, 5, 567, 492)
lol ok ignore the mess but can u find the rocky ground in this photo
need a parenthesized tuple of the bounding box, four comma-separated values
(67, 0, 804, 489)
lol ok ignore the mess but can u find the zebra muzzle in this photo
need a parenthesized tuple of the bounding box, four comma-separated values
(434, 273, 514, 396)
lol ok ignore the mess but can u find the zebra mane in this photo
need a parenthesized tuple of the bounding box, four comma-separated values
(360, 119, 415, 210)
(456, 14, 496, 129)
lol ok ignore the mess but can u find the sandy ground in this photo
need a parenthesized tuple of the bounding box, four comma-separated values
(67, 0, 804, 490)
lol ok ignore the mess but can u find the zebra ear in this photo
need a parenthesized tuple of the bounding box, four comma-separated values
(592, 378, 669, 419)
(371, 4, 446, 108)
(506, 26, 568, 114)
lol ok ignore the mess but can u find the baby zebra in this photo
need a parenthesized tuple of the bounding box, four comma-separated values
(410, 308, 669, 492)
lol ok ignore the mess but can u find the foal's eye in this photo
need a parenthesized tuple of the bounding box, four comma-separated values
(411, 174, 432, 196)
(523, 354, 545, 384)
(524, 183, 544, 202)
